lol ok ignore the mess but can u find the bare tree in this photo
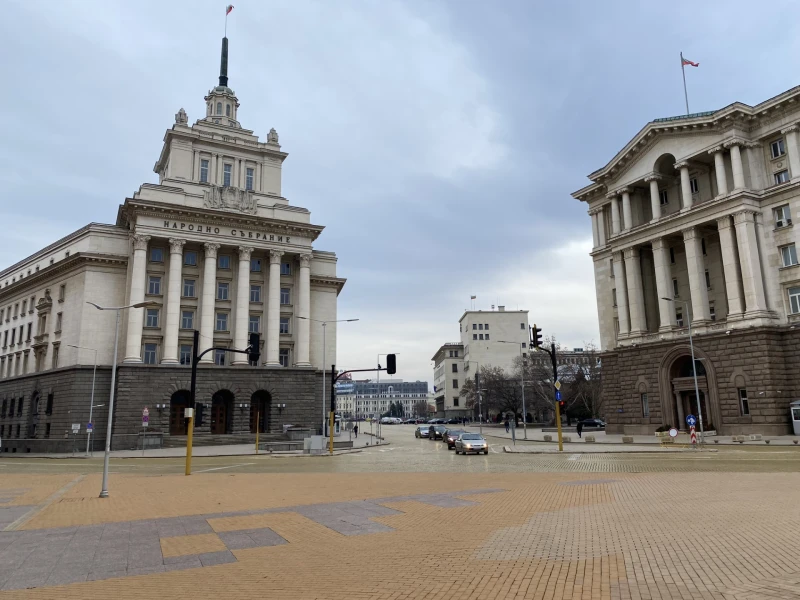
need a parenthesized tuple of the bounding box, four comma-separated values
(460, 365, 522, 422)
(413, 399, 428, 418)
(568, 343, 603, 418)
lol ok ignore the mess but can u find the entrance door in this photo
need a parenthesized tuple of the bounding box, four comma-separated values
(169, 392, 190, 435)
(210, 401, 227, 435)
(249, 391, 270, 434)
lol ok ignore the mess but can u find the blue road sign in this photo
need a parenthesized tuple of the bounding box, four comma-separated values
(686, 414, 697, 427)
(555, 390, 562, 401)
(86, 423, 93, 432)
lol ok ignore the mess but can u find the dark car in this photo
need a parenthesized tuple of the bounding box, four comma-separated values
(443, 429, 465, 449)
(446, 418, 461, 424)
(428, 425, 448, 440)
(579, 419, 606, 429)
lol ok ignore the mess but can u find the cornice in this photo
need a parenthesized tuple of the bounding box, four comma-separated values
(310, 275, 347, 295)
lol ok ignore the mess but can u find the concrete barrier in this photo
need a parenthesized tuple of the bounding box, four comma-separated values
(543, 435, 553, 442)
(622, 436, 634, 443)
(585, 435, 596, 443)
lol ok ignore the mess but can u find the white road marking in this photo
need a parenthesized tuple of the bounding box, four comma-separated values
(194, 463, 254, 473)
(568, 454, 581, 461)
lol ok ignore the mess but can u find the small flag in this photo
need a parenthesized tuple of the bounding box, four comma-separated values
(681, 57, 699, 67)
(226, 4, 234, 15)
(470, 295, 476, 300)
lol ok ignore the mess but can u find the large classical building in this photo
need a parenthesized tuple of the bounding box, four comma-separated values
(0, 36, 345, 452)
(334, 379, 430, 419)
(573, 86, 800, 435)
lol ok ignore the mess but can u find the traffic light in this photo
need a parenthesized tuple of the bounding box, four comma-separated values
(531, 324, 543, 349)
(386, 354, 397, 375)
(248, 333, 260, 365)
(558, 400, 565, 410)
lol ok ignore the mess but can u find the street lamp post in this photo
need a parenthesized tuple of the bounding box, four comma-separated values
(498, 340, 527, 439)
(66, 344, 98, 454)
(297, 317, 359, 436)
(87, 301, 153, 498)
(661, 296, 705, 444)
(464, 360, 484, 435)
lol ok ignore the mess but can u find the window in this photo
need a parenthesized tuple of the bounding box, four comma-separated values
(780, 244, 798, 267)
(181, 311, 194, 329)
(452, 379, 458, 389)
(217, 282, 229, 300)
(249, 315, 260, 334)
(4, 330, 9, 347)
(26, 323, 31, 341)
(612, 288, 617, 307)
(218, 255, 231, 269)
(479, 334, 484, 340)
(738, 389, 750, 416)
(473, 334, 477, 340)
(690, 178, 699, 194)
(451, 364, 458, 373)
(280, 288, 290, 304)
(709, 304, 716, 321)
(279, 348, 289, 367)
(150, 247, 163, 263)
(705, 270, 711, 289)
(659, 190, 668, 205)
(143, 343, 157, 364)
(775, 205, 792, 228)
(223, 163, 232, 187)
(472, 324, 476, 330)
(770, 139, 786, 159)
(180, 344, 192, 365)
(478, 324, 483, 330)
(453, 350, 459, 358)
(485, 333, 490, 340)
(145, 308, 159, 327)
(250, 285, 261, 302)
(521, 343, 526, 349)
(246, 168, 254, 190)
(641, 393, 649, 417)
(279, 317, 289, 334)
(520, 323, 525, 329)
(280, 263, 292, 276)
(226, 104, 231, 117)
(669, 247, 675, 264)
(216, 102, 222, 115)
(30, 296, 35, 312)
(214, 349, 226, 365)
(184, 251, 197, 266)
(775, 170, 790, 185)
(216, 312, 228, 331)
(148, 276, 162, 295)
(52, 346, 59, 368)
(45, 423, 51, 438)
(485, 323, 489, 330)
(59, 284, 66, 301)
(46, 393, 53, 415)
(701, 238, 707, 255)
(676, 310, 684, 327)
(200, 159, 209, 183)
(183, 279, 196, 297)
(55, 312, 63, 332)
(11, 329, 16, 345)
(21, 300, 26, 313)
(453, 398, 460, 407)
(672, 278, 679, 297)
(251, 258, 261, 272)
(790, 287, 800, 314)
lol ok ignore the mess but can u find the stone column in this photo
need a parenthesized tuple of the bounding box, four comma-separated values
(623, 247, 646, 335)
(646, 174, 662, 221)
(256, 162, 263, 192)
(675, 161, 693, 210)
(193, 151, 200, 181)
(733, 210, 768, 316)
(675, 391, 684, 429)
(745, 142, 766, 190)
(710, 147, 728, 196)
(199, 243, 220, 363)
(621, 188, 632, 231)
(782, 125, 800, 180)
(651, 238, 674, 331)
(295, 254, 312, 367)
(725, 141, 746, 190)
(123, 234, 151, 363)
(161, 238, 185, 364)
(597, 207, 606, 246)
(266, 250, 284, 366)
(609, 194, 621, 235)
(233, 246, 254, 365)
(612, 252, 630, 336)
(211, 154, 218, 185)
(590, 212, 599, 248)
(716, 216, 744, 320)
(682, 227, 711, 325)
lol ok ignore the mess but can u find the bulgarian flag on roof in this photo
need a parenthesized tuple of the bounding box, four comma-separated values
(681, 56, 699, 67)
(226, 4, 234, 15)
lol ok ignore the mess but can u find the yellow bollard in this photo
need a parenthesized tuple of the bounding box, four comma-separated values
(185, 412, 194, 476)
(554, 402, 563, 452)
(255, 411, 259, 455)
(329, 411, 334, 454)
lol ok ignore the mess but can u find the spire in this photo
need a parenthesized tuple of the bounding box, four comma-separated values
(219, 37, 229, 87)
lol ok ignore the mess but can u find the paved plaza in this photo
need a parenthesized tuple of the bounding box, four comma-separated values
(1, 425, 800, 599)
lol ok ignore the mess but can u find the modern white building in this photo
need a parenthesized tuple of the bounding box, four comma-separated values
(432, 343, 465, 417)
(0, 34, 345, 452)
(573, 85, 800, 435)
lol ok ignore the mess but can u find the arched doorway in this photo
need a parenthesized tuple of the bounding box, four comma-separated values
(250, 391, 271, 434)
(210, 390, 234, 435)
(170, 390, 191, 435)
(660, 348, 721, 433)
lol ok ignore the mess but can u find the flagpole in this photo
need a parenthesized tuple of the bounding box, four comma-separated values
(681, 52, 690, 116)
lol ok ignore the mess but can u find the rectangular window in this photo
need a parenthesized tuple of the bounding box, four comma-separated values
(485, 333, 490, 340)
(280, 263, 292, 276)
(452, 379, 458, 389)
(454, 350, 459, 357)
(46, 393, 53, 415)
(251, 258, 261, 272)
(59, 284, 66, 301)
(218, 255, 231, 269)
(183, 279, 196, 297)
(223, 163, 232, 187)
(672, 278, 679, 297)
(669, 247, 675, 264)
(217, 281, 229, 300)
(250, 285, 261, 302)
(478, 324, 483, 330)
(143, 343, 157, 364)
(7, 329, 12, 346)
(200, 159, 209, 183)
(659, 189, 668, 205)
(690, 177, 699, 194)
(775, 170, 790, 185)
(150, 247, 163, 263)
(14, 303, 19, 317)
(55, 312, 62, 332)
(738, 388, 750, 416)
(473, 334, 477, 340)
(709, 304, 716, 321)
(214, 349, 226, 365)
(451, 363, 458, 373)
(479, 333, 484, 340)
(26, 323, 31, 341)
(249, 315, 260, 333)
(246, 167, 254, 190)
(641, 393, 649, 417)
(774, 204, 792, 228)
(790, 287, 800, 314)
(701, 238, 707, 255)
(705, 269, 711, 289)
(279, 317, 289, 334)
(215, 312, 228, 331)
(770, 139, 786, 159)
(612, 288, 617, 307)
(148, 275, 162, 295)
(279, 348, 289, 367)
(21, 300, 26, 313)
(145, 308, 159, 327)
(184, 251, 197, 266)
(52, 346, 59, 368)
(179, 344, 192, 365)
(485, 323, 489, 330)
(676, 310, 684, 327)
(520, 323, 525, 329)
(181, 310, 194, 329)
(280, 288, 290, 304)
(453, 398, 459, 407)
(780, 244, 798, 267)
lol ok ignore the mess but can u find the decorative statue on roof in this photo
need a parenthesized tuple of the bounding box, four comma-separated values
(175, 108, 188, 125)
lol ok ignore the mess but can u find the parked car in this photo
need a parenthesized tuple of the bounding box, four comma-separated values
(427, 418, 445, 425)
(454, 433, 489, 455)
(415, 426, 430, 438)
(445, 418, 461, 424)
(579, 419, 606, 429)
(428, 425, 448, 440)
(443, 429, 465, 449)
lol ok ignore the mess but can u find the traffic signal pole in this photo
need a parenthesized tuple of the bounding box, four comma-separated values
(531, 326, 563, 452)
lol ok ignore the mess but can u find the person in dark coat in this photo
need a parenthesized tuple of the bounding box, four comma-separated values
(576, 421, 583, 438)
(504, 418, 510, 433)
(353, 424, 358, 438)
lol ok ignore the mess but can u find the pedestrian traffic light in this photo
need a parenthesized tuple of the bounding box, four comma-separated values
(531, 324, 543, 349)
(386, 353, 397, 375)
(248, 333, 260, 365)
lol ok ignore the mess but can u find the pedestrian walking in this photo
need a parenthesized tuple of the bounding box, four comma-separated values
(504, 419, 510, 433)
(353, 424, 358, 438)
(576, 421, 583, 439)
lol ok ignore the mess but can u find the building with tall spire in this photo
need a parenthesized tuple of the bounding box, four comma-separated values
(0, 35, 346, 452)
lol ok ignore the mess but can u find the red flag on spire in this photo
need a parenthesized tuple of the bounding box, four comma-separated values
(226, 5, 234, 15)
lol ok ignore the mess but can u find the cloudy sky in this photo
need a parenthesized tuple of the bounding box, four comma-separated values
(2, 0, 800, 384)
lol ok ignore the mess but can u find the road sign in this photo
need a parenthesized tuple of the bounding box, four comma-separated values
(142, 407, 150, 428)
(86, 423, 93, 433)
(668, 428, 678, 438)
(686, 414, 697, 427)
(555, 390, 562, 401)
(690, 425, 697, 445)
(71, 423, 80, 433)
(554, 380, 562, 391)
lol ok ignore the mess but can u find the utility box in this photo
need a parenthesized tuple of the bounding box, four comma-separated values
(304, 435, 326, 455)
(791, 400, 800, 436)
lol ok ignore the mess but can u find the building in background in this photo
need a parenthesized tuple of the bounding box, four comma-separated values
(573, 85, 800, 435)
(335, 379, 430, 419)
(432, 343, 465, 418)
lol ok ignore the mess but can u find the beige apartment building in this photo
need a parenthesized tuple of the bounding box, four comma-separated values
(573, 85, 800, 435)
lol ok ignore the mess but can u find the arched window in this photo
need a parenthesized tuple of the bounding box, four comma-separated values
(216, 102, 222, 115)
(226, 104, 231, 117)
